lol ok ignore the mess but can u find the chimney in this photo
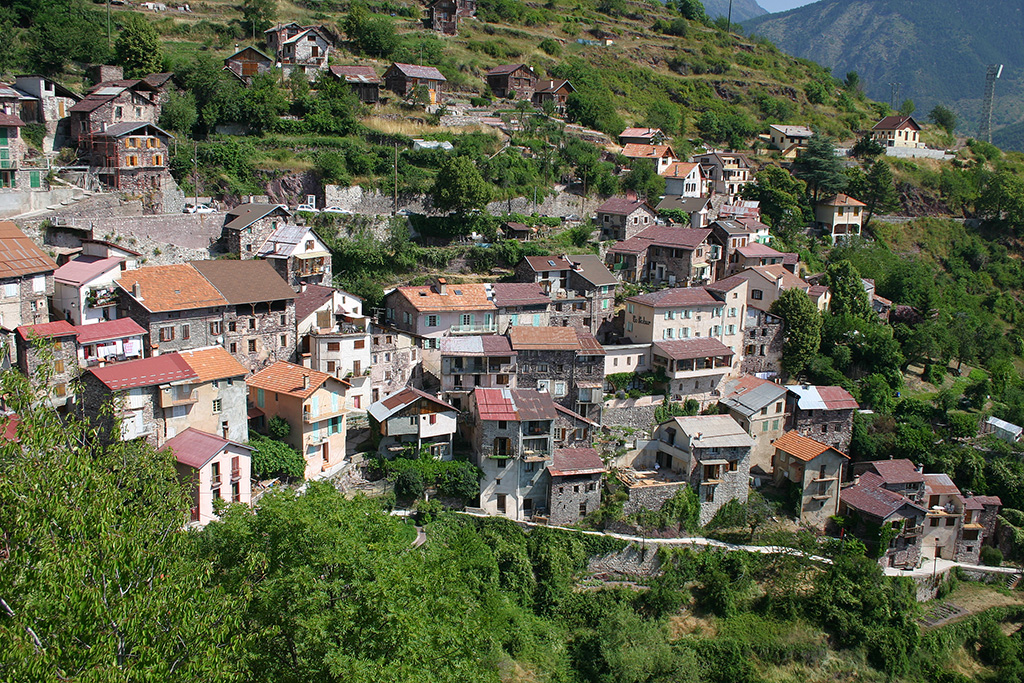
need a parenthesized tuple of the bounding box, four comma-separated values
(624, 189, 638, 201)
(853, 474, 861, 487)
(303, 374, 310, 390)
(437, 277, 447, 295)
(916, 463, 924, 473)
(131, 282, 141, 298)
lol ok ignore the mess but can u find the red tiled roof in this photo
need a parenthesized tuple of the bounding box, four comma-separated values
(0, 113, 26, 127)
(597, 197, 652, 216)
(394, 283, 495, 313)
(774, 430, 848, 462)
(523, 254, 571, 272)
(73, 318, 146, 344)
(118, 264, 228, 313)
(550, 447, 605, 477)
(0, 222, 57, 278)
(971, 495, 1002, 507)
(161, 427, 250, 469)
(627, 286, 719, 308)
(89, 353, 198, 390)
(329, 65, 380, 83)
(621, 143, 675, 159)
(508, 326, 580, 351)
(16, 320, 77, 341)
(869, 459, 924, 485)
(653, 338, 734, 361)
(620, 127, 663, 139)
(247, 361, 345, 399)
(491, 282, 550, 307)
(379, 386, 454, 412)
(474, 387, 557, 422)
(737, 243, 784, 259)
(842, 475, 926, 520)
(178, 346, 248, 382)
(662, 161, 699, 177)
(819, 193, 866, 207)
(816, 385, 859, 410)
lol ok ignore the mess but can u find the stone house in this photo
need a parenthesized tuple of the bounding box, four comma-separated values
(720, 202, 763, 223)
(619, 127, 665, 146)
(189, 260, 297, 372)
(815, 193, 865, 241)
(53, 255, 124, 325)
(772, 430, 848, 528)
(649, 414, 754, 525)
(465, 387, 561, 520)
(367, 386, 457, 458)
(329, 65, 381, 104)
(0, 111, 26, 190)
(485, 64, 537, 99)
(491, 282, 550, 332)
(870, 115, 921, 149)
(662, 162, 706, 197)
(709, 219, 758, 281)
(531, 79, 574, 111)
(785, 384, 857, 453)
(693, 151, 752, 196)
(548, 447, 605, 525)
(222, 203, 292, 257)
(427, 0, 476, 34)
(605, 226, 715, 286)
(840, 470, 927, 569)
(163, 428, 252, 527)
(247, 361, 350, 480)
(85, 121, 173, 194)
(256, 224, 332, 290)
(264, 23, 333, 80)
(370, 323, 421, 403)
(440, 334, 516, 410)
(15, 321, 80, 407)
(768, 124, 813, 152)
(0, 222, 57, 363)
(621, 280, 746, 375)
(620, 144, 677, 175)
(508, 326, 605, 423)
(962, 495, 1002, 565)
(651, 338, 736, 404)
(224, 46, 274, 86)
(74, 317, 146, 367)
(919, 472, 966, 562)
(11, 75, 80, 150)
(740, 308, 784, 376)
(515, 254, 617, 334)
(728, 243, 787, 276)
(718, 375, 789, 475)
(177, 346, 250, 443)
(384, 63, 447, 104)
(656, 196, 713, 229)
(81, 352, 205, 447)
(383, 279, 496, 346)
(69, 79, 162, 144)
(596, 197, 657, 242)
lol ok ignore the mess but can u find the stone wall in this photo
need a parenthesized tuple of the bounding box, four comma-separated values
(622, 481, 687, 517)
(549, 472, 602, 525)
(602, 402, 658, 433)
(791, 406, 854, 453)
(741, 317, 783, 375)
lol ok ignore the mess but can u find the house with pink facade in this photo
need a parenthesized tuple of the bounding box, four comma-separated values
(163, 427, 252, 526)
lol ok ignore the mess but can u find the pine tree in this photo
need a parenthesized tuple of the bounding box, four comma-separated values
(863, 160, 900, 228)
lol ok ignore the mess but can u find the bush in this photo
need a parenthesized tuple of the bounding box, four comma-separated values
(395, 469, 425, 500)
(923, 363, 946, 386)
(981, 546, 1003, 567)
(538, 38, 561, 56)
(249, 433, 305, 480)
(267, 416, 291, 440)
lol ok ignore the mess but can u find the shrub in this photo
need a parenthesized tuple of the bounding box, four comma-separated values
(538, 38, 561, 56)
(981, 546, 1003, 567)
(923, 363, 945, 386)
(267, 415, 291, 440)
(395, 468, 425, 500)
(249, 433, 305, 479)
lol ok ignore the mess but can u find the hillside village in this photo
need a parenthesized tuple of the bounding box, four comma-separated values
(7, 0, 1024, 680)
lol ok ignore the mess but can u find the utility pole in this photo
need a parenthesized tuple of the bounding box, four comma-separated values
(393, 142, 398, 216)
(107, 0, 112, 49)
(726, 0, 733, 33)
(192, 141, 199, 209)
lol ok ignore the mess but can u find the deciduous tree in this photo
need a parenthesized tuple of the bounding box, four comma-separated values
(114, 13, 162, 78)
(928, 104, 957, 134)
(431, 155, 494, 215)
(242, 0, 276, 34)
(769, 288, 822, 376)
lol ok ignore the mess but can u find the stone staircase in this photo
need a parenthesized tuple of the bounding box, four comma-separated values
(917, 601, 969, 629)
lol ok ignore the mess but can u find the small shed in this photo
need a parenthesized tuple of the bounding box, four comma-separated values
(983, 416, 1022, 443)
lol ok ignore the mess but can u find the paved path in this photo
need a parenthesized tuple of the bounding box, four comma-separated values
(884, 557, 1022, 578)
(412, 525, 427, 548)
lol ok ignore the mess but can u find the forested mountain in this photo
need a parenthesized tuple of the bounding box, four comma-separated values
(743, 0, 1024, 145)
(700, 0, 768, 22)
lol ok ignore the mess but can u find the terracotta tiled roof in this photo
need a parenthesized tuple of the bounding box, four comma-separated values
(247, 361, 344, 399)
(819, 193, 866, 207)
(508, 326, 581, 350)
(971, 495, 1002, 507)
(53, 256, 123, 286)
(161, 427, 250, 469)
(745, 264, 809, 290)
(0, 222, 57, 278)
(190, 260, 295, 305)
(608, 227, 711, 253)
(621, 143, 675, 159)
(662, 161, 699, 177)
(178, 346, 248, 382)
(73, 318, 146, 344)
(16, 320, 77, 341)
(774, 430, 847, 462)
(118, 264, 228, 313)
(872, 115, 920, 131)
(89, 353, 198, 390)
(597, 197, 652, 216)
(705, 274, 748, 295)
(394, 283, 495, 312)
(620, 127, 663, 139)
(550, 447, 605, 477)
(869, 459, 924, 485)
(653, 337, 734, 361)
(491, 282, 549, 308)
(737, 243, 785, 259)
(523, 254, 571, 272)
(626, 286, 719, 308)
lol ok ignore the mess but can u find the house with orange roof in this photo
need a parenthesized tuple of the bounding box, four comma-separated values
(247, 361, 350, 479)
(0, 222, 57, 356)
(178, 346, 249, 443)
(383, 278, 497, 347)
(772, 430, 848, 527)
(620, 143, 678, 174)
(662, 161, 706, 197)
(619, 127, 665, 146)
(815, 193, 865, 241)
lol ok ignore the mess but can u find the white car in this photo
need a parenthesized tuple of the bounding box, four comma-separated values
(321, 206, 352, 215)
(295, 204, 319, 213)
(183, 203, 215, 214)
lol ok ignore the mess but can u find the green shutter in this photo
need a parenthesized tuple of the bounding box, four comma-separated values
(30, 171, 40, 189)
(0, 127, 7, 146)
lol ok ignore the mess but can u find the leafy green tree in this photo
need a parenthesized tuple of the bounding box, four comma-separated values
(26, 1, 109, 75)
(267, 415, 291, 440)
(240, 70, 288, 134)
(114, 13, 162, 78)
(741, 164, 807, 237)
(644, 99, 679, 136)
(898, 99, 915, 116)
(242, 0, 276, 34)
(770, 288, 822, 376)
(305, 72, 362, 135)
(345, 3, 399, 58)
(862, 159, 900, 227)
(851, 134, 885, 158)
(0, 369, 245, 679)
(795, 134, 848, 202)
(824, 260, 873, 319)
(843, 71, 860, 92)
(861, 373, 895, 413)
(250, 432, 305, 479)
(158, 90, 197, 133)
(675, 0, 707, 21)
(431, 155, 494, 215)
(395, 468, 425, 499)
(621, 159, 665, 201)
(928, 104, 957, 134)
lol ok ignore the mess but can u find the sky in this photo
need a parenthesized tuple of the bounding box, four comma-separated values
(758, 0, 817, 13)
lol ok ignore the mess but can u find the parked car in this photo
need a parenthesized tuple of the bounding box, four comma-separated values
(295, 204, 319, 213)
(183, 203, 215, 214)
(322, 206, 352, 215)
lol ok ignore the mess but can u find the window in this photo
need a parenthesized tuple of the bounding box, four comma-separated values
(538, 363, 549, 373)
(427, 314, 439, 327)
(327, 361, 336, 373)
(664, 311, 675, 320)
(3, 283, 17, 298)
(751, 289, 763, 300)
(54, 359, 64, 373)
(354, 339, 365, 349)
(228, 321, 237, 332)
(280, 314, 287, 325)
(212, 399, 222, 413)
(726, 325, 736, 335)
(537, 380, 551, 393)
(159, 326, 174, 342)
(248, 318, 256, 330)
(229, 343, 238, 353)
(327, 342, 340, 352)
(498, 420, 507, 429)
(248, 339, 257, 353)
(32, 275, 45, 293)
(54, 383, 66, 397)
(210, 321, 222, 335)
(280, 334, 287, 347)
(728, 307, 737, 317)
(554, 381, 567, 397)
(181, 324, 190, 340)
